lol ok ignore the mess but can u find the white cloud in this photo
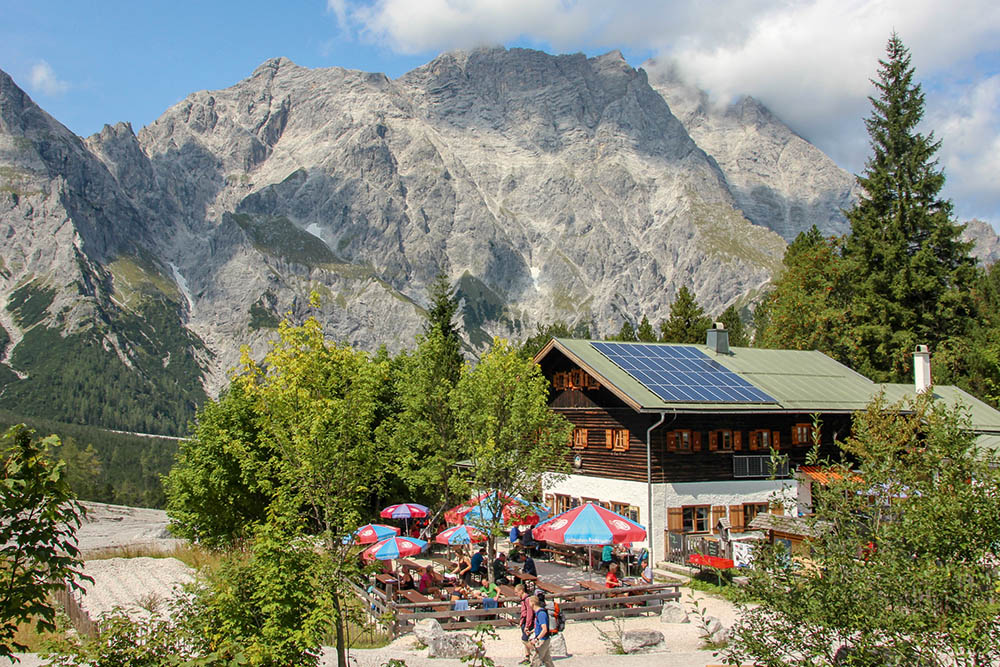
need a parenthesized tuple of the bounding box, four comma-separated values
(335, 0, 1000, 225)
(929, 75, 1000, 222)
(28, 60, 69, 96)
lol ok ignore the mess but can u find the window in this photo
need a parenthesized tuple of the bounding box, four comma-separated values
(572, 428, 588, 450)
(552, 494, 573, 515)
(612, 428, 629, 452)
(734, 455, 789, 478)
(611, 501, 638, 521)
(792, 423, 815, 445)
(749, 429, 771, 450)
(709, 430, 734, 451)
(682, 506, 711, 533)
(743, 502, 769, 525)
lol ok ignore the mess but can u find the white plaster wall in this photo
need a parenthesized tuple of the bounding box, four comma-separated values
(543, 473, 800, 561)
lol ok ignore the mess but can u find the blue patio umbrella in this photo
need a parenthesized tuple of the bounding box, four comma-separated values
(460, 492, 550, 526)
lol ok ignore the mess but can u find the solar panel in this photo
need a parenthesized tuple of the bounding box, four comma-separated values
(591, 342, 777, 404)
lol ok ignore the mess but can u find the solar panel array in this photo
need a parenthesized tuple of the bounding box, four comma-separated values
(591, 342, 777, 404)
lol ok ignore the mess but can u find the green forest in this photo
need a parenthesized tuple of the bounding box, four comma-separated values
(0, 409, 177, 508)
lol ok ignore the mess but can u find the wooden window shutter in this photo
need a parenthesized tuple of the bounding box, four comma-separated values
(606, 429, 614, 450)
(586, 374, 600, 390)
(570, 368, 585, 389)
(667, 507, 684, 532)
(572, 428, 588, 449)
(729, 504, 744, 531)
(666, 431, 677, 452)
(772, 431, 780, 450)
(692, 431, 702, 451)
(711, 505, 725, 532)
(554, 372, 568, 391)
(770, 503, 785, 516)
(708, 431, 718, 451)
(733, 431, 742, 451)
(748, 430, 759, 451)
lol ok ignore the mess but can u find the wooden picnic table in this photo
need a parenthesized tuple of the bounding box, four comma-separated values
(512, 570, 537, 582)
(577, 579, 607, 592)
(535, 580, 572, 596)
(540, 545, 585, 566)
(430, 557, 456, 570)
(397, 558, 423, 572)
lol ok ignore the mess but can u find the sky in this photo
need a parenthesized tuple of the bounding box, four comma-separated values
(3, 0, 999, 227)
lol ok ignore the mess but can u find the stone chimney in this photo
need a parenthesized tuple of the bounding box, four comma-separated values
(914, 345, 931, 394)
(706, 322, 729, 355)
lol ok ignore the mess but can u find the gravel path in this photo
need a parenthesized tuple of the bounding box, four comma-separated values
(74, 556, 194, 619)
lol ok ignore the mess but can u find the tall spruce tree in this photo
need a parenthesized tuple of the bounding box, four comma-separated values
(844, 34, 976, 382)
(659, 286, 712, 344)
(614, 320, 637, 342)
(423, 271, 463, 383)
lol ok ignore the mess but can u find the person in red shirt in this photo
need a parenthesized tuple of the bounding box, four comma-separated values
(605, 562, 621, 589)
(418, 565, 438, 595)
(515, 583, 535, 665)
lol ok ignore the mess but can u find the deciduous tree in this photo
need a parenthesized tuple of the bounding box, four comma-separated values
(1, 425, 89, 659)
(451, 339, 573, 580)
(724, 394, 1000, 666)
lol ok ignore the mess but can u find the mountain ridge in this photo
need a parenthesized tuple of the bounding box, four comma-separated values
(0, 48, 995, 433)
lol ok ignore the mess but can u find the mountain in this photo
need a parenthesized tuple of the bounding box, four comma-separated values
(0, 47, 904, 433)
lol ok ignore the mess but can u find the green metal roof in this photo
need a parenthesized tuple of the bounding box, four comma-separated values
(542, 340, 1000, 444)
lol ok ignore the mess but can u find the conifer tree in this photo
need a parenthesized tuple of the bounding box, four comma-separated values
(614, 320, 637, 342)
(636, 315, 657, 342)
(717, 305, 749, 347)
(659, 286, 711, 344)
(844, 34, 976, 381)
(423, 271, 463, 384)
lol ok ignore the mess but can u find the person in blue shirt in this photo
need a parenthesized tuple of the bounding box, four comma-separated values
(470, 547, 486, 579)
(530, 595, 554, 667)
(600, 544, 615, 571)
(522, 554, 537, 577)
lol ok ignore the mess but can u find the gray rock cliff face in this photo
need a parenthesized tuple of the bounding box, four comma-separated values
(645, 60, 861, 241)
(1, 47, 874, 427)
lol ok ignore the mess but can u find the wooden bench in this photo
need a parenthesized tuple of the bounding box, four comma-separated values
(540, 545, 585, 566)
(536, 580, 572, 596)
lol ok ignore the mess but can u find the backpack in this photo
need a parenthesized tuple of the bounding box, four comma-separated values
(546, 602, 565, 634)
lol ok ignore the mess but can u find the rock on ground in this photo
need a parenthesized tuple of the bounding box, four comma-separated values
(660, 601, 690, 623)
(549, 632, 568, 657)
(427, 632, 477, 659)
(414, 618, 445, 645)
(621, 630, 666, 654)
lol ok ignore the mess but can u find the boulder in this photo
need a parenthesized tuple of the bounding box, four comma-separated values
(659, 601, 690, 624)
(711, 626, 731, 645)
(427, 633, 478, 659)
(549, 633, 568, 657)
(621, 629, 665, 654)
(413, 618, 444, 645)
(701, 615, 723, 638)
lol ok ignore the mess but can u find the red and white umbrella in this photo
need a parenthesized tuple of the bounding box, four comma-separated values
(532, 502, 646, 545)
(435, 524, 488, 545)
(361, 536, 428, 561)
(353, 523, 400, 544)
(380, 503, 429, 519)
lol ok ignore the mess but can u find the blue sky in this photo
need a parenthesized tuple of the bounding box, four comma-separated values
(3, 0, 999, 226)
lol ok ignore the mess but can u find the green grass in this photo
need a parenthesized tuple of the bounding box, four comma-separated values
(685, 571, 754, 604)
(230, 213, 339, 267)
(84, 543, 225, 572)
(107, 255, 182, 308)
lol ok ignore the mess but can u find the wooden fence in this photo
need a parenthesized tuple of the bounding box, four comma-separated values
(350, 579, 683, 638)
(52, 581, 99, 637)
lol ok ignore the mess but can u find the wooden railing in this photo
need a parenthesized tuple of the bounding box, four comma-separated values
(352, 579, 683, 638)
(52, 581, 99, 637)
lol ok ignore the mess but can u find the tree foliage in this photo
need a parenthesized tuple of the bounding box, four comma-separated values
(716, 305, 749, 347)
(613, 320, 636, 342)
(755, 226, 852, 357)
(659, 286, 711, 344)
(636, 315, 657, 342)
(724, 395, 1000, 666)
(842, 34, 976, 382)
(164, 382, 276, 549)
(451, 339, 573, 578)
(1, 425, 89, 660)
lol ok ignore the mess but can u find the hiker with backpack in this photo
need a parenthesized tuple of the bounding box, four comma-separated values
(529, 595, 554, 667)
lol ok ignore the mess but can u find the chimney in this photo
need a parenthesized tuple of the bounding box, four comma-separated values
(914, 345, 931, 394)
(706, 322, 729, 355)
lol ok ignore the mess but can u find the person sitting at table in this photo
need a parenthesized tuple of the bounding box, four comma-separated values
(640, 561, 653, 584)
(493, 552, 511, 584)
(418, 565, 438, 595)
(398, 569, 415, 591)
(453, 550, 473, 586)
(520, 525, 536, 557)
(470, 579, 499, 609)
(605, 562, 622, 589)
(522, 554, 537, 577)
(470, 547, 487, 580)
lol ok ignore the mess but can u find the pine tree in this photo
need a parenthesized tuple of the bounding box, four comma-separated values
(613, 320, 637, 342)
(636, 315, 658, 342)
(423, 272, 462, 384)
(844, 34, 976, 382)
(659, 286, 712, 344)
(717, 305, 749, 347)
